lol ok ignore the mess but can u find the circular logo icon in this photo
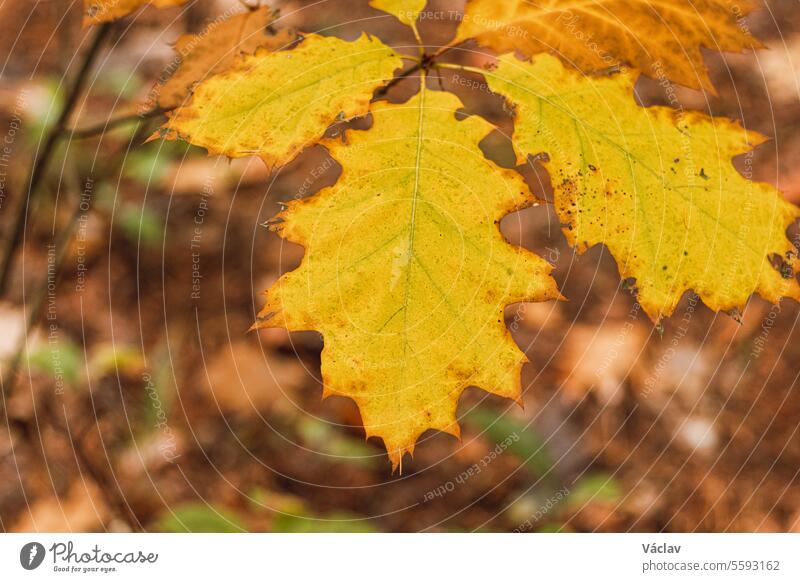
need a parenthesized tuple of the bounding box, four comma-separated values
(19, 542, 45, 570)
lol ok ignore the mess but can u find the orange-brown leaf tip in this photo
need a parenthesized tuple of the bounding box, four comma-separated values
(143, 130, 161, 144)
(156, 8, 297, 111)
(83, 0, 187, 25)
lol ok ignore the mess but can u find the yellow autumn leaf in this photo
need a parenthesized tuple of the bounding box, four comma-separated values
(160, 33, 402, 170)
(456, 0, 760, 90)
(370, 0, 427, 28)
(157, 7, 296, 110)
(484, 53, 800, 320)
(84, 0, 186, 25)
(254, 88, 559, 468)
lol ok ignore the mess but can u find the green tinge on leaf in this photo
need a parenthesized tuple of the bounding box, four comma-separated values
(160, 33, 402, 170)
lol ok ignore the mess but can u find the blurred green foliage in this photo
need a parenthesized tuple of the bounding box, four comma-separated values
(297, 416, 379, 469)
(116, 204, 165, 246)
(26, 338, 82, 389)
(466, 408, 553, 476)
(157, 503, 247, 533)
(567, 472, 621, 507)
(250, 488, 376, 533)
(89, 344, 144, 378)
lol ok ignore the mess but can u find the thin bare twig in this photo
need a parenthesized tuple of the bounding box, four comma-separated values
(373, 40, 470, 101)
(374, 61, 424, 100)
(0, 182, 83, 404)
(69, 106, 166, 139)
(0, 116, 156, 404)
(0, 22, 113, 295)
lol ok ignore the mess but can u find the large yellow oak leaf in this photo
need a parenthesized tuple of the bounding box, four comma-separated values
(253, 88, 559, 468)
(157, 7, 296, 110)
(159, 33, 402, 170)
(456, 0, 760, 90)
(84, 0, 186, 25)
(485, 53, 800, 321)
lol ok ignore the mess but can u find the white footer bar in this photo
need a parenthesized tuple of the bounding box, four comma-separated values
(1, 533, 797, 581)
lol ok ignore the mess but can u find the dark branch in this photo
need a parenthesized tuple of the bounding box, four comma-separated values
(69, 106, 166, 139)
(0, 22, 113, 295)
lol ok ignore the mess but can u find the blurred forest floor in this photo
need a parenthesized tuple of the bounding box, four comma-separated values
(1, 0, 799, 532)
